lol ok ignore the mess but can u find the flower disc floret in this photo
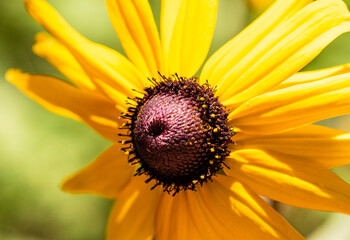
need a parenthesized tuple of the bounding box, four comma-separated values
(119, 74, 234, 195)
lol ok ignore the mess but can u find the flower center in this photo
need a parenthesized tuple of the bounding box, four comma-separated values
(119, 75, 233, 195)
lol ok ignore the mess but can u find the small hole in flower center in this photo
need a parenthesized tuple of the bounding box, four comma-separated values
(148, 121, 166, 137)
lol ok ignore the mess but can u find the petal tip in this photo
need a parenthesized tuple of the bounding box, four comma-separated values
(60, 177, 70, 192)
(60, 182, 77, 195)
(60, 175, 86, 195)
(5, 68, 24, 83)
(32, 32, 52, 55)
(34, 31, 50, 42)
(23, 0, 36, 9)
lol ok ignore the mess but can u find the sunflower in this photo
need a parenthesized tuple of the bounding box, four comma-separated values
(6, 0, 350, 239)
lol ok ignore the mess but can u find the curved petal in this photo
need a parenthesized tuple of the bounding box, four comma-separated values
(226, 149, 350, 214)
(24, 0, 146, 105)
(156, 191, 203, 240)
(274, 63, 350, 90)
(33, 32, 96, 91)
(107, 175, 162, 240)
(201, 0, 312, 87)
(61, 144, 134, 199)
(161, 0, 218, 77)
(201, 0, 350, 107)
(106, 0, 163, 78)
(232, 124, 350, 169)
(229, 72, 350, 135)
(6, 69, 122, 141)
(188, 176, 304, 239)
(158, 177, 302, 239)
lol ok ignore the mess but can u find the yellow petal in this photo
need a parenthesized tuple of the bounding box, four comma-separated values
(161, 0, 218, 77)
(226, 149, 350, 214)
(62, 144, 133, 198)
(229, 72, 350, 135)
(106, 0, 163, 78)
(191, 176, 304, 239)
(6, 69, 122, 141)
(275, 63, 350, 90)
(185, 190, 229, 240)
(155, 191, 174, 240)
(107, 175, 162, 240)
(24, 0, 145, 105)
(202, 0, 350, 107)
(201, 0, 312, 87)
(159, 177, 299, 240)
(156, 191, 203, 240)
(33, 32, 96, 91)
(233, 124, 350, 169)
(247, 0, 274, 13)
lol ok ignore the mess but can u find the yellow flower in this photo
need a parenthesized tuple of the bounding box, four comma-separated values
(6, 0, 350, 239)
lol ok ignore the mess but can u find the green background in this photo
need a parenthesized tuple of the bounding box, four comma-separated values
(1, 0, 350, 239)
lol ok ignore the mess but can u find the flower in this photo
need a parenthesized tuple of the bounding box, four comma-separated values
(6, 0, 350, 239)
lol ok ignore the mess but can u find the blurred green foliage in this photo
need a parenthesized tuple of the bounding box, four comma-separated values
(1, 0, 350, 239)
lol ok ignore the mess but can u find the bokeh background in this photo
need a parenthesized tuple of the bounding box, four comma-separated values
(1, 0, 350, 239)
